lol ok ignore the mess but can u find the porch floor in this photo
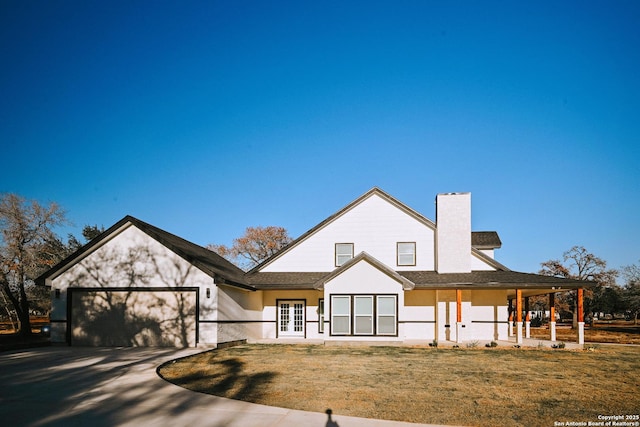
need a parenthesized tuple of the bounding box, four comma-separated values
(250, 337, 585, 350)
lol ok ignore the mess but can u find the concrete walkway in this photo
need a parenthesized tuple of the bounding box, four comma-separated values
(0, 347, 446, 427)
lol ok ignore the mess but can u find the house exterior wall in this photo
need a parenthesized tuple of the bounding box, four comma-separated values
(261, 193, 436, 272)
(471, 252, 497, 270)
(432, 289, 509, 342)
(403, 290, 437, 340)
(215, 284, 263, 344)
(48, 225, 216, 345)
(469, 290, 509, 341)
(260, 290, 324, 340)
(323, 260, 405, 342)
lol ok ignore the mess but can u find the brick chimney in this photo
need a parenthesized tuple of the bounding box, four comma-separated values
(435, 193, 471, 273)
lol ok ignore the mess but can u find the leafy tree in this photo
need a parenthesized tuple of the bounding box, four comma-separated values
(0, 194, 67, 337)
(82, 224, 105, 241)
(621, 261, 640, 324)
(208, 226, 292, 271)
(538, 246, 618, 323)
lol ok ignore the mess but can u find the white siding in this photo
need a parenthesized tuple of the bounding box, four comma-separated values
(471, 252, 498, 271)
(403, 290, 437, 340)
(216, 285, 263, 344)
(323, 259, 405, 342)
(469, 290, 509, 341)
(262, 193, 435, 272)
(49, 225, 215, 345)
(259, 290, 324, 340)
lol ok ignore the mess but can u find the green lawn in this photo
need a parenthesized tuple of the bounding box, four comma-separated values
(159, 344, 640, 426)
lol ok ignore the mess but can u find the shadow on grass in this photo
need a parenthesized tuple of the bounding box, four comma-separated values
(158, 355, 277, 403)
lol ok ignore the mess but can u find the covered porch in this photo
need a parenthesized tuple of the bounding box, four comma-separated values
(506, 287, 588, 345)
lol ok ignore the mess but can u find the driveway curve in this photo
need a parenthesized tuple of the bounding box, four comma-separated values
(0, 347, 444, 427)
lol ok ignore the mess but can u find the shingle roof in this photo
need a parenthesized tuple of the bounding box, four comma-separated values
(246, 269, 595, 290)
(471, 231, 502, 249)
(36, 215, 252, 290)
(399, 270, 595, 289)
(246, 272, 326, 289)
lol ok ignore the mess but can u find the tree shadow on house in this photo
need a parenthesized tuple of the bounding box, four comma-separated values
(67, 243, 205, 347)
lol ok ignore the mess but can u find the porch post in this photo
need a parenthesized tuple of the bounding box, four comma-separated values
(515, 289, 523, 345)
(508, 299, 513, 337)
(577, 288, 585, 345)
(549, 293, 556, 342)
(456, 289, 463, 344)
(524, 296, 531, 338)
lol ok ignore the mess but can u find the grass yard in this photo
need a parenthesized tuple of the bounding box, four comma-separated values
(159, 344, 640, 427)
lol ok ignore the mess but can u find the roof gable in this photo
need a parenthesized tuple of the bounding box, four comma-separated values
(251, 187, 435, 272)
(314, 252, 415, 290)
(37, 215, 251, 290)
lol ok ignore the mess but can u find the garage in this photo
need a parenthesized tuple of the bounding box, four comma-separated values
(69, 287, 198, 347)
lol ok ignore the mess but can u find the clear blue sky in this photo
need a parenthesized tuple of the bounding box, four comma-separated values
(1, 1, 639, 275)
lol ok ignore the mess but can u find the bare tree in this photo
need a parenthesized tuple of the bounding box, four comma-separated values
(208, 226, 292, 271)
(539, 246, 618, 323)
(0, 194, 67, 337)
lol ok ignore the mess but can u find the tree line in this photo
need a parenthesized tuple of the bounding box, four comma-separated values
(2, 192, 639, 338)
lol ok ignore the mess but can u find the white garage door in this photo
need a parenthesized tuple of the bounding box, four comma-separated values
(69, 288, 198, 347)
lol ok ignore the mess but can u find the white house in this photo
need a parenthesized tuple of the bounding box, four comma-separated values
(38, 188, 593, 347)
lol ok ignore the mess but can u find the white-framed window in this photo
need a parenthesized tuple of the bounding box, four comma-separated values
(318, 299, 325, 333)
(335, 243, 354, 267)
(331, 295, 351, 335)
(354, 296, 374, 335)
(377, 295, 397, 335)
(397, 242, 416, 266)
(330, 294, 397, 336)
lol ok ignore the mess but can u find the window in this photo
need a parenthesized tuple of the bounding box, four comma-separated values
(397, 242, 416, 266)
(354, 296, 374, 335)
(330, 294, 397, 336)
(335, 243, 354, 266)
(331, 296, 351, 334)
(318, 299, 325, 333)
(377, 296, 397, 335)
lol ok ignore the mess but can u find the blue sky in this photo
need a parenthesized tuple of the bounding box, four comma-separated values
(1, 1, 639, 275)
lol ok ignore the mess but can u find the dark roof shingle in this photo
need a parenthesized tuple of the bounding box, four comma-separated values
(37, 215, 251, 290)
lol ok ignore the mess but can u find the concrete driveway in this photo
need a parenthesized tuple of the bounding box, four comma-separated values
(0, 347, 443, 427)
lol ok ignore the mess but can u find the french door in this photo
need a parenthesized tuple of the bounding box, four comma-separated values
(278, 300, 305, 337)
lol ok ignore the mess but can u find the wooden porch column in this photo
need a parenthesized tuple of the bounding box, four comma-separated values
(577, 288, 585, 344)
(515, 289, 523, 344)
(456, 289, 463, 343)
(549, 293, 556, 342)
(524, 296, 531, 338)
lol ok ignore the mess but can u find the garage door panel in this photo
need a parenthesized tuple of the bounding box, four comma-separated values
(71, 289, 197, 347)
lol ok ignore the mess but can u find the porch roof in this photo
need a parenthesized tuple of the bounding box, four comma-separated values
(245, 270, 595, 290)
